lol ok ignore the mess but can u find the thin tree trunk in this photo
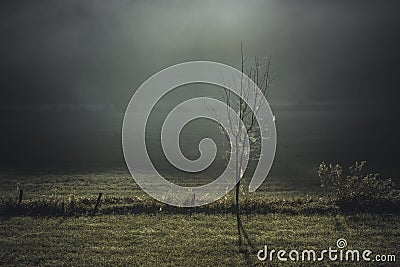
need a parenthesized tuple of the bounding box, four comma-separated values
(235, 181, 240, 216)
(235, 179, 241, 246)
(235, 134, 240, 219)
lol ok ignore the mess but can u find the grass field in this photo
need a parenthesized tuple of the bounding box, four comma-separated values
(0, 171, 399, 266)
(0, 214, 398, 266)
(0, 169, 322, 200)
(0, 106, 399, 266)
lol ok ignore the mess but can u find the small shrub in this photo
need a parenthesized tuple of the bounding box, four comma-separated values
(318, 161, 396, 207)
(318, 162, 342, 195)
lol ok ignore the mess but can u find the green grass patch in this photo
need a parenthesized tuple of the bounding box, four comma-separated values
(0, 214, 398, 266)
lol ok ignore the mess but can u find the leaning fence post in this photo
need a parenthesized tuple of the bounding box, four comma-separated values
(92, 193, 103, 215)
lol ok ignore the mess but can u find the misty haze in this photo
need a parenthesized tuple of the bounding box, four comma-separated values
(0, 1, 399, 266)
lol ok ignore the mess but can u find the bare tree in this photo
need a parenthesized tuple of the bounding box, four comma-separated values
(219, 43, 275, 239)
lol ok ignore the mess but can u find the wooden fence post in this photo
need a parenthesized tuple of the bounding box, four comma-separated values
(17, 189, 23, 206)
(92, 193, 103, 215)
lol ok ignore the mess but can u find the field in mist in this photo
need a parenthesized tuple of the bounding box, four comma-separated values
(1, 105, 399, 266)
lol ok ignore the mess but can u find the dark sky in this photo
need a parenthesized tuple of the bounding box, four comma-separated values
(1, 1, 400, 176)
(1, 0, 400, 108)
